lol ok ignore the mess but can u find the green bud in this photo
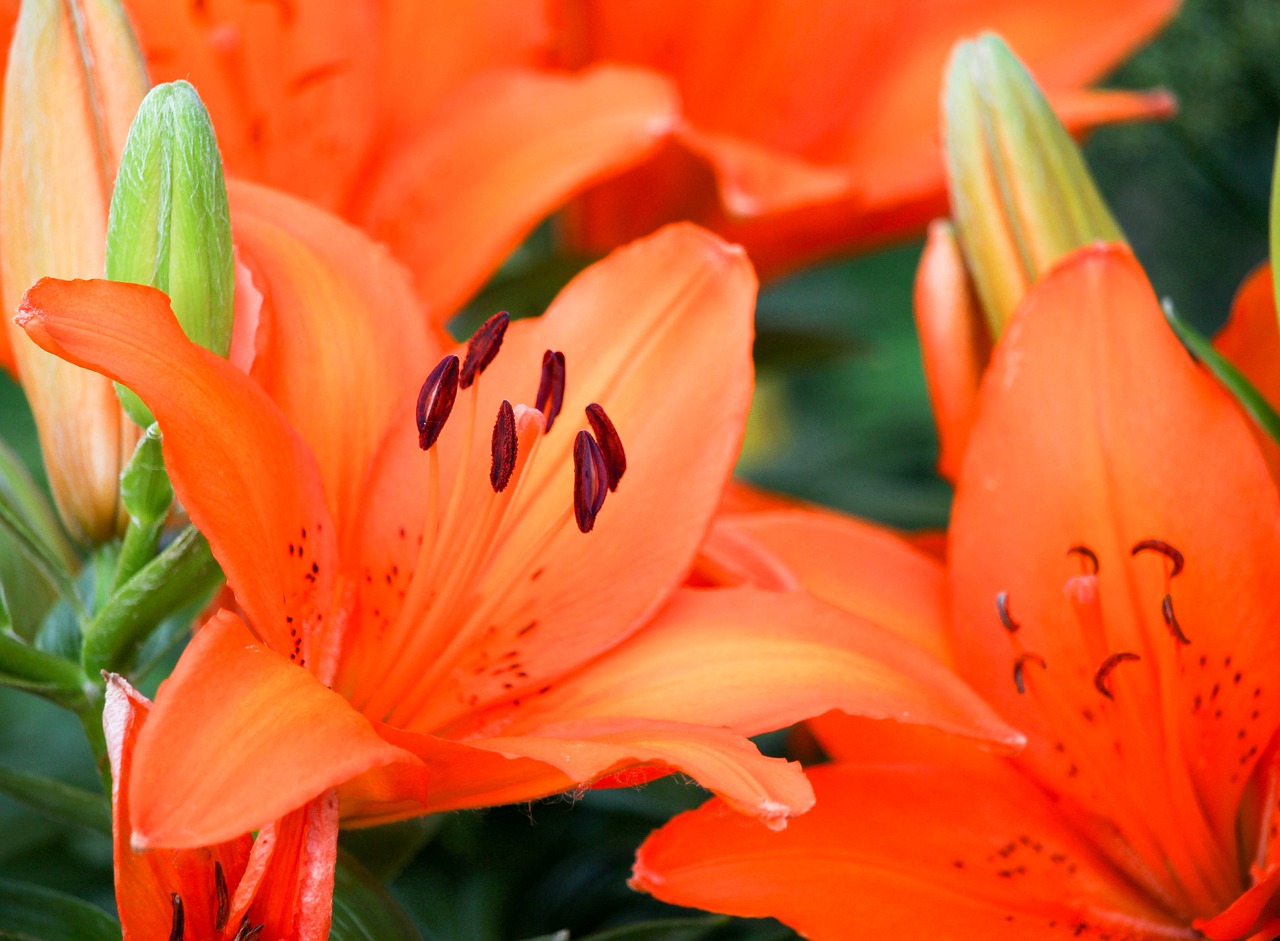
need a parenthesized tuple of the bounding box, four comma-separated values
(107, 80, 234, 426)
(944, 34, 1124, 336)
(119, 423, 172, 526)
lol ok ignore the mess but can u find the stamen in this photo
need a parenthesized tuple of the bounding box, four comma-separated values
(1130, 539, 1184, 578)
(1066, 544, 1099, 574)
(535, 350, 566, 431)
(490, 400, 517, 493)
(995, 590, 1019, 633)
(416, 355, 460, 450)
(1013, 652, 1047, 694)
(214, 861, 229, 932)
(1162, 594, 1191, 644)
(573, 430, 608, 533)
(585, 403, 626, 491)
(233, 920, 264, 941)
(460, 311, 509, 389)
(169, 893, 184, 941)
(1093, 651, 1142, 700)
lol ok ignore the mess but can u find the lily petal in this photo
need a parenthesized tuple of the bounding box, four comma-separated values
(229, 180, 442, 541)
(105, 674, 251, 941)
(18, 277, 340, 672)
(915, 219, 991, 483)
(363, 717, 814, 830)
(129, 611, 414, 849)
(458, 586, 1018, 747)
(129, 0, 379, 213)
(715, 510, 955, 665)
(354, 65, 679, 320)
(633, 757, 1186, 941)
(950, 245, 1280, 896)
(1214, 263, 1280, 478)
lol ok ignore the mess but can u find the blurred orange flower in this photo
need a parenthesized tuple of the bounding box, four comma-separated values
(554, 0, 1177, 275)
(633, 245, 1280, 941)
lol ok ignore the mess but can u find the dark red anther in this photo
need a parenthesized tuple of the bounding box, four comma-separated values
(995, 591, 1019, 633)
(1066, 545, 1099, 574)
(1093, 651, 1141, 700)
(1162, 594, 1191, 644)
(233, 921, 264, 941)
(416, 354, 459, 450)
(214, 861, 230, 932)
(1130, 539, 1184, 578)
(535, 350, 566, 431)
(460, 311, 509, 389)
(573, 430, 608, 533)
(585, 403, 626, 492)
(169, 893, 185, 941)
(490, 400, 517, 492)
(1013, 652, 1047, 694)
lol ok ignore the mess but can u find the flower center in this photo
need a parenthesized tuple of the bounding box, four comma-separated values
(345, 312, 627, 731)
(993, 538, 1244, 921)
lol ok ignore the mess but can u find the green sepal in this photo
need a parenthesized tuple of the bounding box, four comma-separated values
(107, 80, 234, 426)
(1163, 299, 1280, 445)
(0, 764, 110, 833)
(0, 880, 120, 941)
(81, 526, 221, 676)
(329, 853, 425, 941)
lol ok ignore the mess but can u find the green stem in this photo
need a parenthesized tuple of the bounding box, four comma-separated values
(81, 526, 220, 676)
(74, 687, 111, 797)
(111, 516, 164, 591)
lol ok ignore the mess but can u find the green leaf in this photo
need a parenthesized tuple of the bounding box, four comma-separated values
(515, 933, 570, 941)
(339, 816, 442, 883)
(1162, 298, 1280, 445)
(0, 765, 109, 834)
(574, 917, 728, 941)
(329, 854, 424, 941)
(0, 880, 120, 941)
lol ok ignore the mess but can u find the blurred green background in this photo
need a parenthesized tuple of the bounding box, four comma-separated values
(1, 0, 1277, 938)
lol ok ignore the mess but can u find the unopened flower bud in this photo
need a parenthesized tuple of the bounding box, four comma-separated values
(107, 81, 234, 426)
(943, 33, 1125, 335)
(0, 0, 148, 543)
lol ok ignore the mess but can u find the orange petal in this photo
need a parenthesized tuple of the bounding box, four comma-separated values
(105, 675, 252, 941)
(129, 0, 379, 214)
(229, 180, 443, 542)
(354, 65, 678, 321)
(633, 757, 1185, 941)
(1215, 263, 1280, 479)
(368, 717, 813, 829)
(678, 126, 853, 218)
(950, 245, 1280, 904)
(229, 791, 340, 941)
(915, 220, 992, 483)
(374, 0, 549, 139)
(715, 510, 955, 666)
(460, 587, 1018, 749)
(346, 224, 758, 729)
(129, 611, 413, 849)
(18, 277, 342, 675)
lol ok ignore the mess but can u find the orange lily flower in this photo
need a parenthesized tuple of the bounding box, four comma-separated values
(632, 244, 1280, 941)
(105, 671, 337, 941)
(18, 221, 1017, 854)
(1215, 263, 1280, 479)
(117, 0, 679, 323)
(553, 0, 1177, 276)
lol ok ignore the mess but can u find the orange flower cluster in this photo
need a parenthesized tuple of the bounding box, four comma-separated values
(0, 1, 1208, 939)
